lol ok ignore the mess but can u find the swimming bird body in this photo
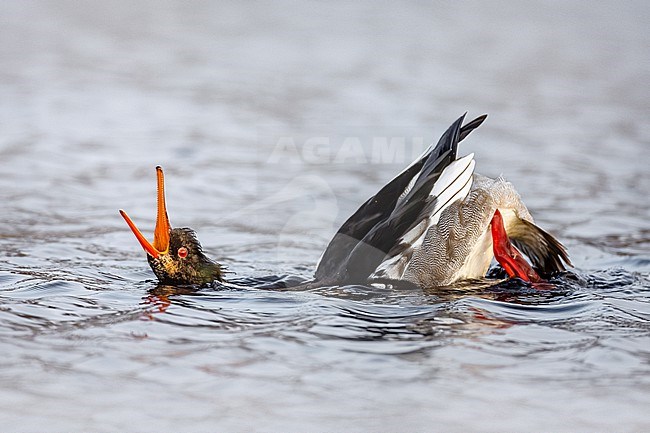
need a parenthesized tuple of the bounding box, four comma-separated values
(313, 114, 571, 287)
(377, 174, 559, 286)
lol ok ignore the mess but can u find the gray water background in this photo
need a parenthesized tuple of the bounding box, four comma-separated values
(1, 1, 649, 431)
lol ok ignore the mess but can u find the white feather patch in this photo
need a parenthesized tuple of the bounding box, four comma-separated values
(400, 153, 475, 248)
(371, 154, 476, 280)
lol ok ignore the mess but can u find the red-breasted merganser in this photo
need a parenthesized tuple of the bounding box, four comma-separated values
(120, 114, 571, 287)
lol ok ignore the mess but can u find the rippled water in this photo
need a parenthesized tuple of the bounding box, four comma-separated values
(1, 1, 649, 431)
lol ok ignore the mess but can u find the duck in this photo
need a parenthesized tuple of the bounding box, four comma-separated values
(120, 113, 571, 288)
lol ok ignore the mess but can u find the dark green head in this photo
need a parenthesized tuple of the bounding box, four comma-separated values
(146, 227, 223, 285)
(120, 166, 223, 286)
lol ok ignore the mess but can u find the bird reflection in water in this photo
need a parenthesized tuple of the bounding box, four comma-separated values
(141, 284, 201, 318)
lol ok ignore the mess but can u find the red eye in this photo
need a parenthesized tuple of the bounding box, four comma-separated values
(177, 247, 188, 258)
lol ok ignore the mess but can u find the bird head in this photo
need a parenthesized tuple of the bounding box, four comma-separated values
(119, 166, 223, 286)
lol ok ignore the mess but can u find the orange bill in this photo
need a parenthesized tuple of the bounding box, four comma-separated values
(119, 166, 172, 258)
(119, 209, 160, 258)
(153, 166, 171, 254)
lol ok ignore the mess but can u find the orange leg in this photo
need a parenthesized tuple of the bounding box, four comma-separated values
(491, 209, 541, 283)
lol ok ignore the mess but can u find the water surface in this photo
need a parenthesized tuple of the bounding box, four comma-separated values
(1, 1, 649, 431)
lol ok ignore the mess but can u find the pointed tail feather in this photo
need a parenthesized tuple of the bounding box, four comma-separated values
(459, 114, 487, 142)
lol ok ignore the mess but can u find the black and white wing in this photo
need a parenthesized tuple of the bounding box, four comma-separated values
(370, 152, 475, 281)
(313, 113, 486, 284)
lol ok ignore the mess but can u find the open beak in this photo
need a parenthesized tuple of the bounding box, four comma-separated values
(119, 166, 171, 258)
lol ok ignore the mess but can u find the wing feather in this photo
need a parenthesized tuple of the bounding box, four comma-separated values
(314, 114, 487, 283)
(371, 154, 475, 280)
